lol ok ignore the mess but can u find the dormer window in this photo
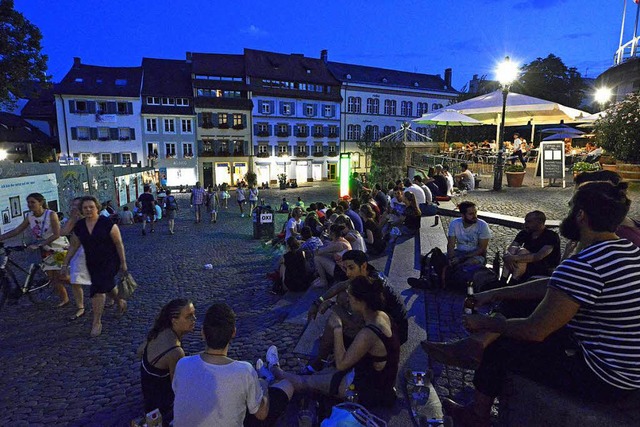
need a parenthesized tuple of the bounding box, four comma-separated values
(96, 79, 103, 84)
(382, 77, 388, 83)
(115, 79, 127, 86)
(346, 74, 351, 80)
(414, 82, 419, 87)
(75, 78, 83, 83)
(306, 69, 311, 74)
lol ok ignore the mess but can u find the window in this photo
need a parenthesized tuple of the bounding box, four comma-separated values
(147, 96, 160, 105)
(417, 102, 429, 116)
(181, 119, 192, 133)
(371, 125, 379, 140)
(218, 113, 229, 128)
(347, 124, 361, 140)
(80, 153, 91, 163)
(347, 97, 361, 113)
(313, 125, 323, 136)
(316, 85, 323, 93)
(161, 97, 175, 106)
(258, 145, 268, 154)
(432, 103, 443, 111)
(277, 124, 289, 136)
(384, 100, 396, 115)
(165, 143, 176, 158)
(328, 125, 338, 137)
(305, 104, 316, 117)
(314, 144, 323, 153)
(296, 125, 308, 137)
(383, 125, 396, 135)
(366, 98, 380, 114)
(77, 127, 90, 140)
(119, 128, 131, 140)
(297, 145, 307, 154)
(115, 79, 127, 86)
(75, 100, 88, 113)
(121, 153, 132, 164)
(323, 105, 333, 117)
(117, 102, 128, 114)
(308, 84, 315, 92)
(232, 114, 243, 128)
(176, 98, 189, 106)
(202, 112, 214, 128)
(98, 127, 110, 141)
(164, 118, 175, 133)
(401, 101, 413, 116)
(261, 102, 271, 114)
(100, 153, 112, 164)
(257, 123, 269, 136)
(278, 145, 288, 154)
(298, 83, 307, 90)
(183, 143, 193, 158)
(97, 101, 108, 114)
(146, 118, 158, 133)
(328, 145, 336, 153)
(281, 102, 292, 115)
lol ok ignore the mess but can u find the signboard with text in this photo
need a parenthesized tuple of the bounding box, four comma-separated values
(0, 174, 60, 234)
(535, 141, 566, 188)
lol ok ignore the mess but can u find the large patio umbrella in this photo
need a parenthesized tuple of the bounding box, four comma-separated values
(413, 109, 482, 143)
(540, 125, 585, 135)
(542, 132, 586, 141)
(446, 90, 589, 143)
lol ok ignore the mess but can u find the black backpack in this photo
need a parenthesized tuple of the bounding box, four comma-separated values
(166, 195, 177, 210)
(408, 247, 448, 289)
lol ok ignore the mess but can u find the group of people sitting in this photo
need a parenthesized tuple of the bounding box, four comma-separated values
(422, 169, 640, 426)
(140, 249, 409, 426)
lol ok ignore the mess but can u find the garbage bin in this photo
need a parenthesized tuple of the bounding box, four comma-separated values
(252, 205, 275, 240)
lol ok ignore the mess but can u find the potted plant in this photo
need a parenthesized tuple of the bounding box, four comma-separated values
(504, 163, 526, 187)
(244, 171, 257, 188)
(277, 173, 287, 190)
(572, 161, 599, 178)
(594, 91, 640, 180)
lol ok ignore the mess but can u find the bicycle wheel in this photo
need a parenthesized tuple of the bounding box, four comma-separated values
(0, 269, 20, 312)
(26, 268, 53, 305)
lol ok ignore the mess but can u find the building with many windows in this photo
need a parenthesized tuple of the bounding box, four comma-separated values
(140, 58, 196, 186)
(55, 58, 144, 166)
(245, 49, 342, 184)
(189, 52, 253, 188)
(324, 50, 458, 173)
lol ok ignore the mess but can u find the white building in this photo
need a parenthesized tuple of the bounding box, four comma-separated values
(55, 58, 144, 166)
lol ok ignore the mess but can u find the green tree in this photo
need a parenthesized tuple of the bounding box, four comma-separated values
(515, 54, 586, 108)
(356, 125, 376, 177)
(0, 0, 49, 109)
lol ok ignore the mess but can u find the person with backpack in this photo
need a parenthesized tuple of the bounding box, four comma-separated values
(164, 189, 178, 235)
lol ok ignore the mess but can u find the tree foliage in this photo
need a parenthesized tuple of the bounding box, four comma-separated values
(515, 54, 586, 108)
(0, 0, 49, 109)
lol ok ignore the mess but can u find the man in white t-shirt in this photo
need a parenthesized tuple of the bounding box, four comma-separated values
(511, 132, 526, 169)
(446, 201, 491, 283)
(285, 207, 303, 241)
(455, 163, 475, 191)
(403, 178, 426, 205)
(172, 303, 293, 427)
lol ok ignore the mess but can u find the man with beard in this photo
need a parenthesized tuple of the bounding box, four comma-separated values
(446, 201, 491, 285)
(440, 181, 640, 427)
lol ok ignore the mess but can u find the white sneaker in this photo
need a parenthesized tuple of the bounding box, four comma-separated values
(266, 345, 280, 368)
(255, 358, 275, 383)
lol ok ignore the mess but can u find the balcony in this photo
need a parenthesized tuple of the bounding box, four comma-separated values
(313, 151, 325, 157)
(328, 151, 338, 157)
(295, 151, 308, 158)
(257, 152, 270, 158)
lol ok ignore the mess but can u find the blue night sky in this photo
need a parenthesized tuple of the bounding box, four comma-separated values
(15, 0, 633, 91)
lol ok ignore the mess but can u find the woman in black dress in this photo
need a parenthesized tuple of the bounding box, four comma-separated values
(62, 196, 128, 337)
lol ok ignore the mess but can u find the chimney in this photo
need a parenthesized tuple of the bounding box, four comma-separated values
(73, 57, 81, 67)
(321, 49, 328, 63)
(444, 68, 452, 89)
(186, 52, 192, 63)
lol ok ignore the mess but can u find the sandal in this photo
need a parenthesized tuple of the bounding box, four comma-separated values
(70, 308, 85, 320)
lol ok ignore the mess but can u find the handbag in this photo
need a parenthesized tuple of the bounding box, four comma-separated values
(117, 272, 138, 299)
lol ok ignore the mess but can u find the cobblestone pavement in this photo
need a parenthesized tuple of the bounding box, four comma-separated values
(0, 178, 637, 426)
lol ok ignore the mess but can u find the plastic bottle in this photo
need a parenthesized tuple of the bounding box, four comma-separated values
(346, 383, 358, 403)
(464, 282, 476, 314)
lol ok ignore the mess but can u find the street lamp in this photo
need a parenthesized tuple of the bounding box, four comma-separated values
(492, 56, 520, 191)
(0, 149, 8, 161)
(594, 87, 612, 108)
(86, 156, 97, 195)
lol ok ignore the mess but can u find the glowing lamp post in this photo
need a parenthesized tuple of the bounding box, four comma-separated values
(492, 56, 520, 191)
(339, 152, 351, 198)
(0, 149, 8, 161)
(594, 87, 612, 108)
(86, 156, 97, 195)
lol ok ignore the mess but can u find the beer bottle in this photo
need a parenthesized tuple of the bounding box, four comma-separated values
(492, 250, 501, 276)
(464, 282, 476, 314)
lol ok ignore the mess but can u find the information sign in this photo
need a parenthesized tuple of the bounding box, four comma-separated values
(535, 141, 566, 188)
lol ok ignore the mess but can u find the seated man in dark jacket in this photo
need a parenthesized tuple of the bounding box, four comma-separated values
(304, 250, 408, 374)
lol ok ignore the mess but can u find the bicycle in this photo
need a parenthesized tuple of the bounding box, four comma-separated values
(0, 242, 53, 311)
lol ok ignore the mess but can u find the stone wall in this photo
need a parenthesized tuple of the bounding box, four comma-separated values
(0, 161, 154, 215)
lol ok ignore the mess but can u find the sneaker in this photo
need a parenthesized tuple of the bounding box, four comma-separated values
(170, 230, 174, 235)
(255, 358, 275, 382)
(266, 345, 280, 368)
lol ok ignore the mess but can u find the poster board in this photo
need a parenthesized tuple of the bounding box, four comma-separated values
(0, 174, 60, 234)
(535, 141, 565, 188)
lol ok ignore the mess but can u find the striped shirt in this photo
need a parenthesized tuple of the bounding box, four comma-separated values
(549, 239, 640, 390)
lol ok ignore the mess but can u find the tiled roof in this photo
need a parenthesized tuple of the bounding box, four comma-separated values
(190, 53, 245, 77)
(21, 87, 55, 119)
(244, 49, 341, 86)
(55, 61, 143, 97)
(0, 112, 52, 144)
(194, 97, 253, 111)
(327, 61, 457, 93)
(140, 105, 194, 115)
(141, 58, 193, 97)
